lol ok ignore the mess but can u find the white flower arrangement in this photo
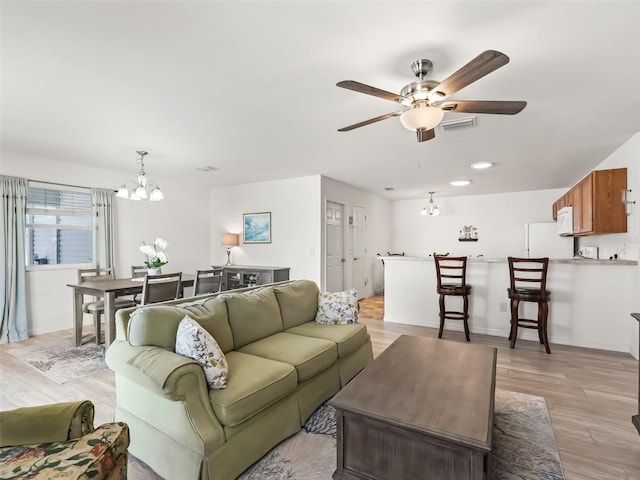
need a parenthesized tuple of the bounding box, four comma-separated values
(140, 237, 169, 268)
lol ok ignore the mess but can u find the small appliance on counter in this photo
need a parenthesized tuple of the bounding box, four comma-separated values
(577, 246, 599, 259)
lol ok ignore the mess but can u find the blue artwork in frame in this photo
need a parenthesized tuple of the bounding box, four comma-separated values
(243, 212, 271, 244)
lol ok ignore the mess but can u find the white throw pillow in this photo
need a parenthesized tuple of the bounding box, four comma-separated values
(315, 289, 359, 324)
(175, 315, 228, 389)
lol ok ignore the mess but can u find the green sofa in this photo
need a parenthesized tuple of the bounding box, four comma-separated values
(105, 279, 373, 480)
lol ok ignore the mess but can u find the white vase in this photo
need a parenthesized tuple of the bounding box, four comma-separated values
(147, 267, 162, 275)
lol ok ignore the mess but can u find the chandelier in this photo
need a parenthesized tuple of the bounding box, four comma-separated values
(116, 150, 164, 201)
(420, 191, 440, 216)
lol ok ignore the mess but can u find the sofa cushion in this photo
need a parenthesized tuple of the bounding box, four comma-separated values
(239, 332, 337, 382)
(181, 297, 233, 353)
(209, 351, 297, 427)
(127, 297, 233, 353)
(175, 316, 228, 389)
(128, 305, 185, 349)
(315, 289, 359, 324)
(225, 288, 284, 349)
(285, 322, 369, 358)
(273, 280, 320, 329)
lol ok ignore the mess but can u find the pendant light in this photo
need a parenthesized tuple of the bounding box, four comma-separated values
(116, 151, 164, 201)
(421, 192, 440, 216)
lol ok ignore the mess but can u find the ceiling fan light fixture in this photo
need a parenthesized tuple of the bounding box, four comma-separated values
(427, 90, 446, 102)
(399, 102, 445, 132)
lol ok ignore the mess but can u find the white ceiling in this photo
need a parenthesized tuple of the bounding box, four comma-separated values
(2, 1, 639, 200)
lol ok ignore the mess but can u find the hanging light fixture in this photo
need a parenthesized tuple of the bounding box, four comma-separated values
(116, 151, 164, 201)
(421, 191, 440, 216)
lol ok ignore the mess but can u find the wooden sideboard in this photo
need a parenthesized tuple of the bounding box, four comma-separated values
(633, 313, 640, 435)
(214, 265, 290, 290)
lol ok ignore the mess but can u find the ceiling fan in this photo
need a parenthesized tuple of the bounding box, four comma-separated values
(337, 50, 527, 142)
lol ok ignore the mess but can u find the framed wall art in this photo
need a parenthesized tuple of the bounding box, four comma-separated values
(243, 212, 271, 244)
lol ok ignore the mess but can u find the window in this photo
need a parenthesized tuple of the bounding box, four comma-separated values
(25, 184, 93, 266)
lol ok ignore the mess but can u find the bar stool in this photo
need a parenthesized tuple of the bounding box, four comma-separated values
(507, 257, 551, 354)
(433, 255, 472, 341)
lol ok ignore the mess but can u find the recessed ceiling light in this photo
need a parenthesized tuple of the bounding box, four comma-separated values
(470, 162, 493, 170)
(449, 180, 471, 186)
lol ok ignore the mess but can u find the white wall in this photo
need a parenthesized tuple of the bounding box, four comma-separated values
(208, 176, 322, 284)
(586, 132, 640, 358)
(320, 176, 392, 296)
(2, 151, 210, 336)
(391, 189, 566, 258)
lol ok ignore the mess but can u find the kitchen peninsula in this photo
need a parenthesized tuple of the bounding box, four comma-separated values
(383, 256, 638, 354)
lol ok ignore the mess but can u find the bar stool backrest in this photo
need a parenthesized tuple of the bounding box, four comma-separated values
(433, 255, 468, 294)
(507, 257, 550, 300)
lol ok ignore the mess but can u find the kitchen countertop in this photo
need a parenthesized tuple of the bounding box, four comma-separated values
(380, 256, 638, 266)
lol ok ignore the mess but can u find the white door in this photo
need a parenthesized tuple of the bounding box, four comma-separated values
(352, 205, 367, 299)
(326, 201, 344, 292)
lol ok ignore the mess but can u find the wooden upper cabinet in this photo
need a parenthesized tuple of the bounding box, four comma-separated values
(557, 167, 627, 236)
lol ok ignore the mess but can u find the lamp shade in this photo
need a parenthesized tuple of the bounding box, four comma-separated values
(400, 102, 445, 131)
(221, 232, 239, 247)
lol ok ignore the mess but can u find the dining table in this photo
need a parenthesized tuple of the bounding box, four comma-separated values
(67, 274, 194, 347)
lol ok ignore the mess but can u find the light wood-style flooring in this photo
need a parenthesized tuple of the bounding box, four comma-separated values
(1, 295, 639, 480)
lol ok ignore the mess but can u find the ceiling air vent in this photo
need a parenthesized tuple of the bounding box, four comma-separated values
(438, 116, 477, 132)
(195, 165, 218, 172)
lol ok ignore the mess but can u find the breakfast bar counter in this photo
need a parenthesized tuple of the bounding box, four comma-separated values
(383, 256, 638, 354)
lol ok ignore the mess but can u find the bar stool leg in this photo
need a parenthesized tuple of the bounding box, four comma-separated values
(541, 302, 551, 354)
(463, 294, 470, 342)
(438, 294, 445, 339)
(509, 298, 519, 348)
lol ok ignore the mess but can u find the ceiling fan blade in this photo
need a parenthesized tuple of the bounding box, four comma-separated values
(337, 80, 407, 103)
(431, 50, 510, 99)
(416, 128, 436, 142)
(338, 112, 402, 132)
(438, 100, 527, 114)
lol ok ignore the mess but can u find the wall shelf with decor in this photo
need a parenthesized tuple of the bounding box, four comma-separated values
(458, 238, 479, 242)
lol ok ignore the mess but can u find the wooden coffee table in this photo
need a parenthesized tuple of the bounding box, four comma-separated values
(330, 335, 497, 480)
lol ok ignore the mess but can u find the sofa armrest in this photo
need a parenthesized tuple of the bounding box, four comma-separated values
(105, 341, 226, 450)
(0, 400, 94, 447)
(106, 341, 206, 400)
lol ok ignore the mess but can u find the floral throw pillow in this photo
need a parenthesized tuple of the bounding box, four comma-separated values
(175, 315, 228, 389)
(315, 289, 359, 324)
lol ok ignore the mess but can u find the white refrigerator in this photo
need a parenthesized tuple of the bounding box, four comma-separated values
(524, 223, 574, 258)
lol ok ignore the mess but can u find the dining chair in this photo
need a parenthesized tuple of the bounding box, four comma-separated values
(141, 272, 182, 305)
(433, 254, 472, 341)
(77, 268, 136, 345)
(193, 268, 224, 295)
(131, 265, 148, 278)
(130, 265, 148, 303)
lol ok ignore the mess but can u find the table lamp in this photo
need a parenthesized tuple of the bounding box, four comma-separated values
(221, 233, 239, 265)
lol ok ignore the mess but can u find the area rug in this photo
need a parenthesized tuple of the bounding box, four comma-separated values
(239, 389, 564, 480)
(6, 342, 107, 384)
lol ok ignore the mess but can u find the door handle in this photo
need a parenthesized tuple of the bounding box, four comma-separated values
(341, 259, 346, 263)
(353, 257, 359, 261)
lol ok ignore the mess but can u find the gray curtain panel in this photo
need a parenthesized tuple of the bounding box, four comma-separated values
(91, 188, 115, 275)
(0, 175, 28, 342)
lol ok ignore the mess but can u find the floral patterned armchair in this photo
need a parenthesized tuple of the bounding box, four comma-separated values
(0, 400, 129, 480)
